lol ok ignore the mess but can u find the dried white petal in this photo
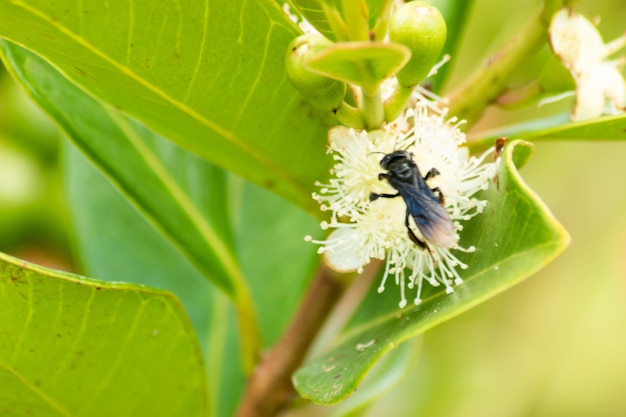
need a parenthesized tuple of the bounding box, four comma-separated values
(549, 8, 626, 121)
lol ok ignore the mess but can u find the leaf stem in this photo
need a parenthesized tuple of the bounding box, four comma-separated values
(384, 82, 413, 122)
(335, 101, 365, 129)
(446, 3, 558, 129)
(235, 263, 345, 417)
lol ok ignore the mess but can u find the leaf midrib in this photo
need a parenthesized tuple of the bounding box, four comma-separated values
(106, 108, 244, 292)
(10, 0, 309, 199)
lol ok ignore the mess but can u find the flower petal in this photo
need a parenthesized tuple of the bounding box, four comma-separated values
(573, 62, 626, 120)
(323, 228, 372, 272)
(550, 9, 605, 74)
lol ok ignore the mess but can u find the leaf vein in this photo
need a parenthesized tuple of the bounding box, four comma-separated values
(184, 0, 210, 101)
(0, 360, 73, 417)
(10, 0, 309, 199)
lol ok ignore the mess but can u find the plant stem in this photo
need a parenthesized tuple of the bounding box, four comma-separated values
(235, 263, 346, 417)
(446, 4, 557, 129)
(361, 88, 384, 129)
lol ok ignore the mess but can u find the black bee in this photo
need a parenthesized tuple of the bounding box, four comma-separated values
(369, 150, 457, 251)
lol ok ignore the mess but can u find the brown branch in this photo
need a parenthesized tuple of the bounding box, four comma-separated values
(235, 263, 346, 417)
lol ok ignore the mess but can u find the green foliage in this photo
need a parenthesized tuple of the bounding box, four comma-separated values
(476, 112, 626, 146)
(0, 0, 332, 213)
(1, 43, 241, 298)
(0, 251, 207, 416)
(63, 144, 245, 417)
(288, 0, 391, 41)
(0, 0, 625, 415)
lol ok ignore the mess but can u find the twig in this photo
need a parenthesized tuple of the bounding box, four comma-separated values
(447, 2, 562, 128)
(235, 263, 346, 417)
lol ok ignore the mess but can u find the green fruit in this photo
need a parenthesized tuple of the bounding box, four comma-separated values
(285, 34, 346, 111)
(389, 1, 447, 87)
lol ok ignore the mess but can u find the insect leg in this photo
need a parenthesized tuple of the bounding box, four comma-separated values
(405, 211, 437, 261)
(424, 168, 440, 181)
(369, 192, 400, 201)
(424, 168, 445, 204)
(430, 187, 445, 205)
(404, 210, 428, 250)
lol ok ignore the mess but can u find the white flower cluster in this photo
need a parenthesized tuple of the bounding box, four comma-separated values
(306, 104, 496, 307)
(549, 8, 626, 121)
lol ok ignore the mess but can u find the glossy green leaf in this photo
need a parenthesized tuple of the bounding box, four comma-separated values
(228, 176, 322, 345)
(0, 42, 262, 363)
(3, 35, 325, 407)
(63, 144, 244, 417)
(64, 138, 322, 415)
(0, 0, 333, 212)
(289, 0, 338, 40)
(306, 41, 410, 94)
(0, 42, 238, 293)
(293, 140, 570, 404)
(290, 0, 389, 41)
(0, 251, 207, 416)
(473, 112, 626, 149)
(325, 338, 421, 417)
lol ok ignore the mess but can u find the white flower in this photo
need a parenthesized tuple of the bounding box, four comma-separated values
(306, 103, 496, 308)
(549, 8, 626, 120)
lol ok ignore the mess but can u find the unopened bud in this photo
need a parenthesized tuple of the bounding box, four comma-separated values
(389, 2, 447, 87)
(285, 34, 347, 111)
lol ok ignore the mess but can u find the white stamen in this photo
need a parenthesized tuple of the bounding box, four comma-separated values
(308, 99, 495, 307)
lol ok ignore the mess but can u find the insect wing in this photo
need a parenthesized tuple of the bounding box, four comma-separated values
(398, 182, 457, 248)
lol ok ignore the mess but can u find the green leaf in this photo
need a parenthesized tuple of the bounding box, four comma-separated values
(305, 41, 410, 95)
(64, 135, 323, 415)
(63, 144, 244, 417)
(0, 0, 332, 212)
(2, 34, 325, 389)
(0, 251, 207, 416)
(293, 139, 570, 404)
(228, 177, 322, 346)
(0, 42, 261, 369)
(289, 0, 338, 40)
(290, 0, 389, 41)
(472, 113, 626, 149)
(325, 338, 422, 417)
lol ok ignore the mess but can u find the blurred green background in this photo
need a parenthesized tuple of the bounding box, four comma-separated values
(1, 0, 625, 415)
(0, 62, 71, 271)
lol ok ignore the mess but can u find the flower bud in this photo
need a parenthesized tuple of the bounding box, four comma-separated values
(388, 2, 447, 87)
(285, 34, 347, 111)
